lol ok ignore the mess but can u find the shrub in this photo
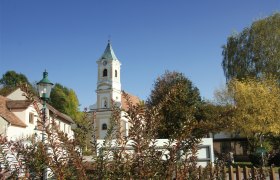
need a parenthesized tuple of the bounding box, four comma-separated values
(268, 152, 280, 166)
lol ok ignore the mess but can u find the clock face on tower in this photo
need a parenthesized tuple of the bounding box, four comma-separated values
(103, 61, 107, 66)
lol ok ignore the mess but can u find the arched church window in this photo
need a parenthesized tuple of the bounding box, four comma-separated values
(115, 70, 117, 77)
(104, 100, 107, 108)
(102, 123, 107, 130)
(103, 69, 107, 77)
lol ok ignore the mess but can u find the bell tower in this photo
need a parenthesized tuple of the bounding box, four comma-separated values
(95, 41, 122, 138)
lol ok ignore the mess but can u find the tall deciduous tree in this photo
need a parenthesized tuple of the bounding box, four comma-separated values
(0, 71, 33, 96)
(0, 71, 30, 87)
(147, 71, 202, 138)
(222, 13, 280, 82)
(216, 77, 280, 151)
(196, 102, 235, 135)
(49, 83, 81, 120)
(229, 77, 280, 136)
(49, 84, 91, 149)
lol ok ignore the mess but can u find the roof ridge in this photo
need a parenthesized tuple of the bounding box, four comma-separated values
(46, 103, 74, 124)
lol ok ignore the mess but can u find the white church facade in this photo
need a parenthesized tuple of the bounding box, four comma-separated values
(90, 41, 140, 139)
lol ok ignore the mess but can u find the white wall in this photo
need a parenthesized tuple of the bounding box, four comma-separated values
(7, 106, 73, 140)
(197, 138, 215, 166)
(6, 88, 27, 100)
(5, 88, 74, 140)
(54, 118, 74, 139)
(99, 118, 110, 138)
(0, 117, 8, 136)
(6, 125, 27, 141)
(120, 111, 129, 135)
(9, 105, 39, 140)
(96, 138, 215, 167)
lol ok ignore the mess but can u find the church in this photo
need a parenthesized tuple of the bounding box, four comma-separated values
(90, 41, 140, 139)
(89, 41, 215, 166)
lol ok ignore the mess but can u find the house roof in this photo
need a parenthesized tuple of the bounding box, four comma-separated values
(5, 97, 74, 124)
(3, 87, 75, 125)
(100, 41, 118, 61)
(0, 96, 27, 127)
(121, 92, 141, 111)
(6, 100, 33, 109)
(46, 103, 75, 124)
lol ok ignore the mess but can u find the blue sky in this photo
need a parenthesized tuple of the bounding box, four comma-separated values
(0, 0, 279, 109)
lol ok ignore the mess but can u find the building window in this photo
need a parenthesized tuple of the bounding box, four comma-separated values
(239, 141, 249, 155)
(221, 141, 232, 154)
(102, 123, 107, 130)
(29, 113, 34, 124)
(115, 70, 117, 77)
(103, 69, 107, 77)
(104, 100, 107, 108)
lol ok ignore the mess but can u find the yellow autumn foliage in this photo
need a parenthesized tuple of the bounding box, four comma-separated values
(228, 77, 280, 136)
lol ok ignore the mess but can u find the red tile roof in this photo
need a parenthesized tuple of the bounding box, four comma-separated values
(121, 92, 141, 111)
(0, 96, 27, 127)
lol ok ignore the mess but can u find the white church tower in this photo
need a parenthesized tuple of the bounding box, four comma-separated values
(95, 41, 122, 138)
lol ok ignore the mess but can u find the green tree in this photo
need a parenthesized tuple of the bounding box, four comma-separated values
(49, 83, 81, 120)
(196, 102, 235, 135)
(0, 71, 33, 96)
(0, 70, 30, 87)
(49, 83, 92, 150)
(222, 13, 280, 82)
(65, 89, 81, 120)
(147, 71, 202, 138)
(49, 84, 68, 112)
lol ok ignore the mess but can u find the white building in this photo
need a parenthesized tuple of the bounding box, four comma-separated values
(91, 41, 140, 139)
(0, 88, 75, 141)
(96, 138, 214, 167)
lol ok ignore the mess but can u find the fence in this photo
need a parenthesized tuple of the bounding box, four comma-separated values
(200, 165, 280, 180)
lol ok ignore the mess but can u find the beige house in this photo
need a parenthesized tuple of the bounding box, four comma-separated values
(0, 88, 75, 141)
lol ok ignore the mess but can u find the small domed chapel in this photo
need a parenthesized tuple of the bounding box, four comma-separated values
(90, 41, 140, 139)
